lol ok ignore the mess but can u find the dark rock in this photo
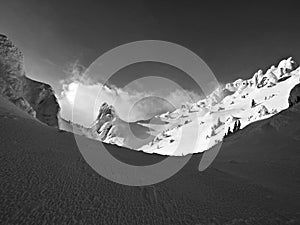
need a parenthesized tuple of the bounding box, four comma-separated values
(92, 102, 117, 137)
(11, 97, 36, 117)
(288, 83, 300, 107)
(22, 77, 60, 127)
(96, 102, 116, 121)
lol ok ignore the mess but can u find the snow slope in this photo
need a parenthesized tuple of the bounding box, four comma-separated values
(139, 57, 300, 155)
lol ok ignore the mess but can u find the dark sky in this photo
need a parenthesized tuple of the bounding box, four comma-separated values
(1, 0, 300, 93)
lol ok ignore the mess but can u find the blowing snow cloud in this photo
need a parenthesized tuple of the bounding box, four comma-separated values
(58, 61, 203, 126)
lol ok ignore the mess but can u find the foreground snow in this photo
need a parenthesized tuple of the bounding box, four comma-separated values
(1, 93, 300, 224)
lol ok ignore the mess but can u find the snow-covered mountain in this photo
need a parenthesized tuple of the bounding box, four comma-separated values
(139, 57, 300, 155)
(60, 57, 300, 156)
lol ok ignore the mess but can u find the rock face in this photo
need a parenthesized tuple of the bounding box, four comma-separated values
(23, 77, 60, 127)
(288, 83, 300, 107)
(0, 34, 60, 127)
(91, 102, 117, 141)
(224, 57, 298, 92)
(202, 57, 299, 108)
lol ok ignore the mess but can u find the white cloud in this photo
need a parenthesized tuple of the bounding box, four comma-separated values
(58, 61, 203, 126)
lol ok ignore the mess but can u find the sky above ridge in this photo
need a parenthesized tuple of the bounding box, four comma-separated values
(1, 0, 300, 124)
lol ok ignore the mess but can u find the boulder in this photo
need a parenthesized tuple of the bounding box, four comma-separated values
(278, 57, 297, 76)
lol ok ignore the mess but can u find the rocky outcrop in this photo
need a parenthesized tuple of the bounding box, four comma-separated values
(23, 77, 60, 127)
(246, 57, 298, 89)
(0, 34, 60, 127)
(91, 102, 117, 140)
(0, 34, 25, 77)
(256, 105, 269, 117)
(288, 83, 300, 107)
(277, 57, 297, 76)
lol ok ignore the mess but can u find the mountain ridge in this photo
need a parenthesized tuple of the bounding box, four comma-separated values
(68, 56, 300, 156)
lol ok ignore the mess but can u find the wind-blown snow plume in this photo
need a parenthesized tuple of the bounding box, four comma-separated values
(58, 61, 203, 126)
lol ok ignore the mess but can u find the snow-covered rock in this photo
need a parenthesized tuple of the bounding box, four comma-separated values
(262, 70, 278, 87)
(277, 57, 297, 76)
(251, 69, 264, 87)
(256, 105, 269, 117)
(233, 78, 243, 88)
(90, 102, 116, 139)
